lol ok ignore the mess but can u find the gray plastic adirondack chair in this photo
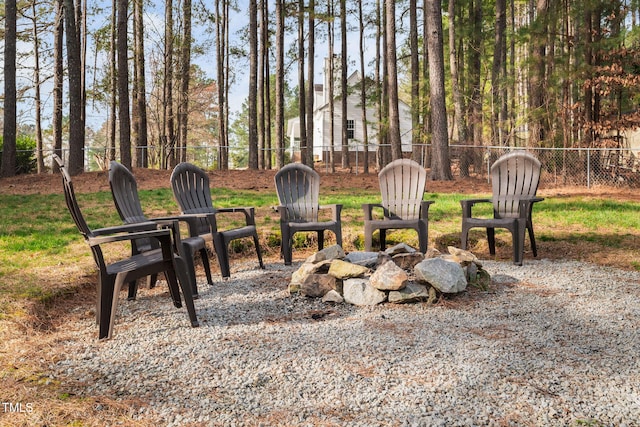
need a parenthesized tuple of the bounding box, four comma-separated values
(170, 162, 264, 278)
(54, 155, 198, 339)
(460, 151, 544, 265)
(109, 161, 214, 298)
(274, 163, 343, 265)
(363, 159, 434, 253)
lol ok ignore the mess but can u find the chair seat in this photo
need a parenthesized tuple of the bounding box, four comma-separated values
(106, 248, 167, 275)
(365, 218, 424, 230)
(462, 217, 519, 228)
(286, 220, 340, 233)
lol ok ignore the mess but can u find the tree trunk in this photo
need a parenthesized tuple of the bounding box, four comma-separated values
(409, 0, 421, 162)
(52, 0, 64, 172)
(134, 0, 148, 167)
(31, 1, 45, 173)
(263, 0, 272, 169)
(449, 0, 469, 176)
(340, 0, 349, 168)
(109, 0, 116, 162)
(297, 0, 308, 166)
(178, 0, 192, 164)
(327, 0, 336, 172)
(164, 0, 175, 168)
(215, 0, 228, 169)
(66, 0, 85, 174)
(248, 0, 258, 169)
(426, 0, 452, 180)
(468, 0, 483, 166)
(358, 0, 369, 173)
(275, 0, 285, 169)
(491, 0, 507, 146)
(258, 0, 265, 169)
(2, 0, 17, 177)
(306, 0, 316, 167)
(385, 0, 402, 161)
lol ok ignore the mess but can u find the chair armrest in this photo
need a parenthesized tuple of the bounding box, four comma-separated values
(91, 221, 158, 236)
(319, 204, 342, 222)
(518, 197, 544, 218)
(460, 198, 492, 218)
(216, 207, 257, 226)
(362, 203, 384, 221)
(149, 213, 217, 237)
(88, 228, 172, 247)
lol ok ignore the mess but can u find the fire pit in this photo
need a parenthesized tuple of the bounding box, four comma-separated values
(288, 244, 490, 306)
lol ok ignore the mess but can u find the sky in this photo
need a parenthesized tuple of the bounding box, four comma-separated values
(3, 0, 392, 133)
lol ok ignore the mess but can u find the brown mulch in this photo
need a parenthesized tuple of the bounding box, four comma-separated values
(3, 166, 640, 203)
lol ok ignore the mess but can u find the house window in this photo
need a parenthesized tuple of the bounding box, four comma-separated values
(346, 119, 355, 140)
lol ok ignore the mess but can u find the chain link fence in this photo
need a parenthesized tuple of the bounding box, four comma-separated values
(29, 143, 640, 189)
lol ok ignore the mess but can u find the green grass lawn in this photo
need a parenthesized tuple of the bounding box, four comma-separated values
(1, 187, 639, 310)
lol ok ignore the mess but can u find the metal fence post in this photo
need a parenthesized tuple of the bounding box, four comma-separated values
(587, 148, 591, 189)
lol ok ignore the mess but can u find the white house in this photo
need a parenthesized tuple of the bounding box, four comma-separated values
(287, 57, 414, 162)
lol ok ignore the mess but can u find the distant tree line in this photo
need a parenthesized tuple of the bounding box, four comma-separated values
(1, 0, 640, 179)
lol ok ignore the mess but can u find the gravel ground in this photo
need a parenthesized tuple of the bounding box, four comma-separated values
(51, 258, 640, 426)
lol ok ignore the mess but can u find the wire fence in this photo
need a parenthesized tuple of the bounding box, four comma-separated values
(18, 143, 640, 189)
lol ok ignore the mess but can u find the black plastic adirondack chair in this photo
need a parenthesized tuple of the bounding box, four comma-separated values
(362, 159, 434, 253)
(54, 155, 198, 339)
(170, 162, 264, 278)
(460, 151, 544, 265)
(109, 161, 214, 297)
(274, 163, 343, 265)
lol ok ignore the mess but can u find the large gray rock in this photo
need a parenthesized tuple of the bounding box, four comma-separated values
(392, 252, 425, 270)
(414, 257, 467, 294)
(322, 289, 344, 303)
(328, 259, 370, 279)
(369, 261, 408, 291)
(384, 242, 417, 256)
(289, 260, 332, 293)
(306, 244, 345, 263)
(344, 251, 380, 268)
(343, 278, 386, 306)
(388, 282, 431, 303)
(300, 274, 336, 298)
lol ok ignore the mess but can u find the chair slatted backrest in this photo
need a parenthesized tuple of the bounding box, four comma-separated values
(171, 163, 216, 235)
(109, 161, 147, 224)
(491, 151, 542, 219)
(378, 159, 427, 220)
(274, 163, 320, 222)
(54, 155, 107, 272)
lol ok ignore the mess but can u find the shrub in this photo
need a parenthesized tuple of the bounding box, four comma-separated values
(0, 135, 37, 174)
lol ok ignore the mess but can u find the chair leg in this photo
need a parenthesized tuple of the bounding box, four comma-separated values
(460, 224, 470, 250)
(379, 229, 387, 251)
(172, 256, 199, 328)
(527, 223, 538, 257)
(99, 278, 115, 340)
(107, 275, 127, 339)
(317, 231, 325, 250)
(335, 227, 343, 248)
(181, 244, 199, 298)
(487, 228, 496, 255)
(364, 224, 374, 252)
(252, 231, 265, 269)
(213, 234, 232, 278)
(418, 221, 428, 253)
(282, 227, 293, 266)
(200, 248, 214, 286)
(127, 280, 138, 300)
